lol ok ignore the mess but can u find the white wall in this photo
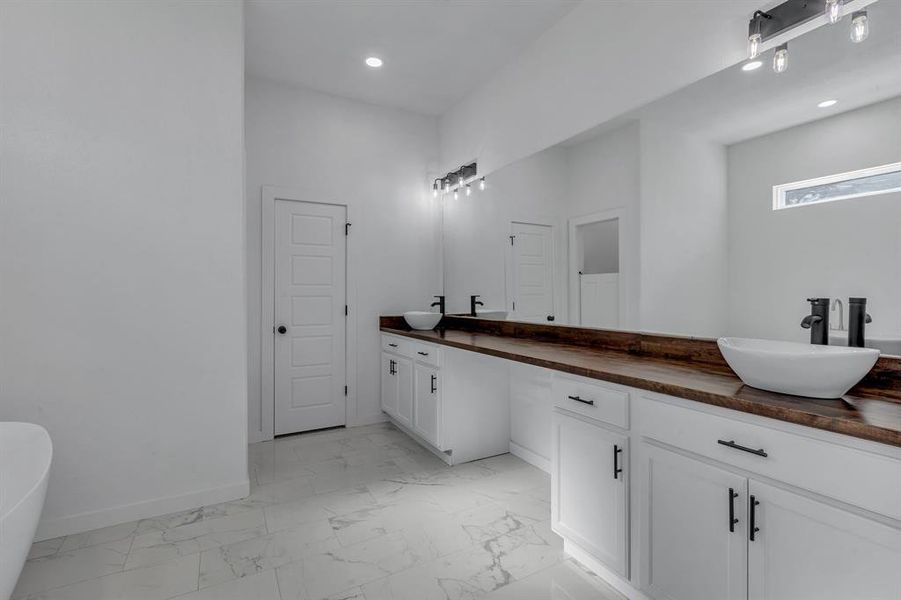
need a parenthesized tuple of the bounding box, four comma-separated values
(727, 96, 901, 342)
(639, 121, 729, 337)
(245, 77, 440, 439)
(439, 0, 759, 176)
(0, 1, 248, 539)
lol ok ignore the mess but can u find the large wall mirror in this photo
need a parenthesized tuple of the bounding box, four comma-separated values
(442, 0, 901, 356)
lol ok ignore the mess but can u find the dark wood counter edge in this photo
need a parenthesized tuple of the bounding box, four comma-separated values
(378, 317, 901, 448)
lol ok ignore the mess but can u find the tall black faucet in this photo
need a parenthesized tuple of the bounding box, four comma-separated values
(430, 295, 445, 314)
(470, 295, 484, 317)
(801, 297, 830, 345)
(848, 297, 873, 348)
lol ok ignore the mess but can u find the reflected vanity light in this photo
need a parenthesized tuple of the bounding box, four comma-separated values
(825, 0, 842, 24)
(773, 43, 789, 73)
(365, 56, 383, 68)
(742, 60, 763, 71)
(479, 177, 486, 191)
(465, 183, 472, 196)
(850, 10, 869, 43)
(818, 99, 838, 108)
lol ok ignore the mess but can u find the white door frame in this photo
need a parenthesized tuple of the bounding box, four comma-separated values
(504, 217, 563, 323)
(258, 186, 357, 442)
(568, 208, 629, 328)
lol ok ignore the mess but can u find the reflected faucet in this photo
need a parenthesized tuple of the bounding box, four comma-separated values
(430, 295, 445, 314)
(830, 298, 845, 331)
(470, 295, 484, 317)
(801, 297, 830, 345)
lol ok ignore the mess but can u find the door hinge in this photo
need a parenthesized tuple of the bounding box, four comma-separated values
(509, 235, 515, 246)
(345, 305, 348, 316)
(345, 222, 352, 235)
(512, 301, 516, 311)
(344, 385, 348, 396)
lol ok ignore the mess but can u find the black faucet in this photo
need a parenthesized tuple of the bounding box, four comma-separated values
(801, 297, 830, 345)
(430, 295, 445, 314)
(847, 297, 873, 348)
(470, 295, 484, 317)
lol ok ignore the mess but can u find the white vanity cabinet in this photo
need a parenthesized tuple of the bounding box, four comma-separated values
(380, 333, 509, 465)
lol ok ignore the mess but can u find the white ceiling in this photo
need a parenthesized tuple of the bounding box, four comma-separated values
(245, 0, 580, 116)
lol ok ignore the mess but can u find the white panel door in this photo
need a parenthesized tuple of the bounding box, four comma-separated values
(748, 479, 901, 600)
(510, 222, 555, 323)
(395, 356, 414, 429)
(274, 200, 346, 435)
(380, 353, 398, 417)
(580, 273, 619, 328)
(413, 363, 440, 448)
(640, 443, 747, 600)
(551, 411, 629, 577)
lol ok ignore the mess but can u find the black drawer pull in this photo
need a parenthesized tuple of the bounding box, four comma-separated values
(388, 343, 398, 348)
(613, 444, 623, 479)
(430, 374, 437, 394)
(418, 351, 429, 356)
(567, 395, 595, 406)
(750, 495, 760, 541)
(717, 439, 767, 458)
(728, 488, 739, 532)
(389, 359, 396, 375)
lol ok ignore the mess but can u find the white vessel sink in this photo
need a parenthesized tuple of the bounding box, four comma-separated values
(717, 337, 880, 399)
(475, 309, 507, 320)
(403, 311, 442, 330)
(1, 422, 52, 600)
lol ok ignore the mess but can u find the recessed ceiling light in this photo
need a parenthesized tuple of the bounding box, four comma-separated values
(818, 99, 838, 108)
(742, 60, 763, 72)
(365, 56, 383, 68)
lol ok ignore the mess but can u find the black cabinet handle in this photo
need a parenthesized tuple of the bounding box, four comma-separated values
(717, 439, 767, 458)
(567, 395, 595, 406)
(430, 374, 437, 394)
(389, 360, 396, 375)
(750, 495, 760, 541)
(613, 444, 623, 479)
(418, 351, 429, 356)
(388, 343, 398, 348)
(728, 488, 739, 532)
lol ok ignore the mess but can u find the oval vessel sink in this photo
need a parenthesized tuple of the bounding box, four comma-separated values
(718, 337, 880, 399)
(403, 311, 442, 330)
(1, 422, 52, 600)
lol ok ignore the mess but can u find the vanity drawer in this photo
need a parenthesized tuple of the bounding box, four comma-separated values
(636, 394, 901, 522)
(411, 342, 441, 367)
(552, 374, 630, 430)
(381, 335, 413, 357)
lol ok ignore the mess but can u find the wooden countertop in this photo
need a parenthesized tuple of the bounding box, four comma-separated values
(379, 319, 901, 448)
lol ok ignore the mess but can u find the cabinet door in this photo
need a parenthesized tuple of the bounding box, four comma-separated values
(640, 443, 747, 600)
(380, 353, 398, 417)
(413, 363, 440, 448)
(551, 411, 629, 577)
(395, 356, 414, 429)
(748, 480, 901, 600)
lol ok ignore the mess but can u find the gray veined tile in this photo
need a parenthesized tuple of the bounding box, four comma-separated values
(26, 537, 65, 560)
(240, 475, 317, 509)
(277, 530, 434, 600)
(18, 554, 199, 600)
(328, 497, 447, 547)
(309, 462, 404, 495)
(263, 486, 378, 533)
(125, 509, 267, 571)
(58, 520, 141, 553)
(172, 570, 281, 600)
(198, 518, 340, 588)
(481, 559, 627, 600)
(12, 538, 131, 598)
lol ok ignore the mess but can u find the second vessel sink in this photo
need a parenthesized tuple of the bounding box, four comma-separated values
(717, 337, 880, 399)
(403, 311, 442, 330)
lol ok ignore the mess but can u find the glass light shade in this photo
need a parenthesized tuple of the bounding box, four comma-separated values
(851, 11, 869, 43)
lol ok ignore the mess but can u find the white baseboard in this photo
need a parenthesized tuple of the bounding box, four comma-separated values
(564, 539, 651, 600)
(35, 479, 250, 541)
(509, 441, 550, 473)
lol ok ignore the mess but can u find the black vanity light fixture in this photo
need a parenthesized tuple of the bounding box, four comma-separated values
(433, 162, 483, 198)
(744, 0, 872, 73)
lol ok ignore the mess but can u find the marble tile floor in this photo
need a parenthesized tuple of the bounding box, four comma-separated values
(16, 422, 624, 600)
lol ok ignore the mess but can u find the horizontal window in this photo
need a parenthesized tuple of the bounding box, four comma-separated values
(773, 161, 901, 210)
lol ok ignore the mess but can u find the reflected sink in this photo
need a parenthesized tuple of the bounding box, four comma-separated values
(475, 309, 508, 320)
(829, 333, 901, 356)
(403, 311, 442, 330)
(717, 337, 880, 399)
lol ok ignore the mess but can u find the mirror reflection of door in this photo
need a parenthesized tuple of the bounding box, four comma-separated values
(575, 218, 619, 328)
(508, 221, 555, 323)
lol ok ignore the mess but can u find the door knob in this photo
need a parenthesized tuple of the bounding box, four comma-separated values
(276, 325, 287, 334)
(547, 315, 555, 322)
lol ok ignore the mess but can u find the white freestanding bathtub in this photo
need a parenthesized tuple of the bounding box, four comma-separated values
(0, 423, 52, 600)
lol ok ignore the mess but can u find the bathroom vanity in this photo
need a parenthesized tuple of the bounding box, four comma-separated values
(379, 316, 901, 600)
